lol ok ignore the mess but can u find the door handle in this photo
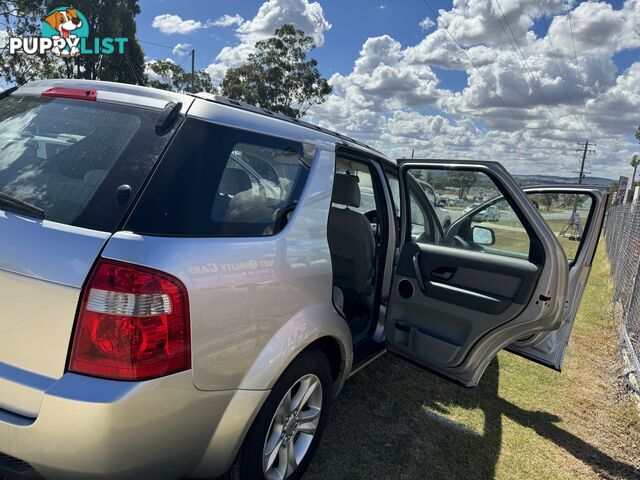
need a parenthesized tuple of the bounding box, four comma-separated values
(431, 267, 456, 281)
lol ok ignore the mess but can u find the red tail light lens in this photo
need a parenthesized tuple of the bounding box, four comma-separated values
(69, 259, 190, 380)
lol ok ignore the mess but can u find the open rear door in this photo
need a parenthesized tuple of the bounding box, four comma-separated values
(385, 160, 570, 387)
(507, 187, 607, 370)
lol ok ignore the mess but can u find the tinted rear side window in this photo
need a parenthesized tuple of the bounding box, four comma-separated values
(0, 96, 179, 231)
(125, 118, 310, 236)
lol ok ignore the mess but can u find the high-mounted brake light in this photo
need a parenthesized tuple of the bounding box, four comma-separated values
(42, 87, 97, 101)
(69, 259, 190, 381)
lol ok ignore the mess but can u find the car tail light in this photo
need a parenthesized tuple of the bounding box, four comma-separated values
(69, 259, 190, 380)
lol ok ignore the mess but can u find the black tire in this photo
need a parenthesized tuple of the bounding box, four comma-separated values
(225, 348, 333, 480)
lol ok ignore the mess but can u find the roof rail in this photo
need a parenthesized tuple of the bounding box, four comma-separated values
(189, 92, 383, 155)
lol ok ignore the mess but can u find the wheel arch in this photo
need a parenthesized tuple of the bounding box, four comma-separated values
(237, 302, 353, 394)
(190, 309, 352, 478)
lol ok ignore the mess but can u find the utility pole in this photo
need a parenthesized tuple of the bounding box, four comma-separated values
(562, 139, 595, 240)
(574, 139, 595, 185)
(191, 49, 196, 93)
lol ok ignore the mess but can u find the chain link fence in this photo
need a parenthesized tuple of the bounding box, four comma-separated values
(604, 203, 640, 393)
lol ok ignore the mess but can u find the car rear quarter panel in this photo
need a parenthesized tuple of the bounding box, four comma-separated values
(101, 148, 353, 392)
(0, 214, 109, 417)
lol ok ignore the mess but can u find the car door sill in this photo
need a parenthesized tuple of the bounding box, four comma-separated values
(349, 342, 387, 377)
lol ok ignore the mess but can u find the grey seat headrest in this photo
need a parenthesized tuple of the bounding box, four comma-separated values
(219, 168, 252, 195)
(333, 173, 361, 208)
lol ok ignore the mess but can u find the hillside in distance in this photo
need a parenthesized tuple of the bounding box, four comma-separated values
(514, 174, 615, 188)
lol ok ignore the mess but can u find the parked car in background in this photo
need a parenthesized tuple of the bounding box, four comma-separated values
(474, 205, 501, 222)
(463, 202, 481, 215)
(0, 80, 607, 480)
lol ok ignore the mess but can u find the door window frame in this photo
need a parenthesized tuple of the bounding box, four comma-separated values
(333, 147, 397, 325)
(522, 188, 598, 267)
(385, 167, 442, 245)
(399, 162, 546, 266)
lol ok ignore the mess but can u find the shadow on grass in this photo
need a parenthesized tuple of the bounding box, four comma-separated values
(306, 355, 639, 480)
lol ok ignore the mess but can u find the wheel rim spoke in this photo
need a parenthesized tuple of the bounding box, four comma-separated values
(296, 406, 321, 434)
(291, 377, 319, 412)
(264, 436, 283, 472)
(277, 390, 293, 417)
(285, 440, 298, 477)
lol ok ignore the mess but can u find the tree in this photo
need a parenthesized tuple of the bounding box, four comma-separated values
(447, 171, 478, 200)
(541, 193, 558, 211)
(221, 24, 332, 118)
(63, 0, 145, 84)
(0, 0, 145, 85)
(0, 1, 61, 84)
(146, 59, 216, 93)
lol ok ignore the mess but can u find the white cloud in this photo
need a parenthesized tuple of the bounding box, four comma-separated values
(192, 0, 640, 177)
(419, 17, 435, 30)
(152, 14, 205, 35)
(212, 14, 245, 28)
(172, 42, 191, 56)
(206, 0, 331, 83)
(306, 0, 640, 177)
(236, 0, 331, 46)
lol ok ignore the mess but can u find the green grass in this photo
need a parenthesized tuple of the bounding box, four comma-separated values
(307, 245, 640, 480)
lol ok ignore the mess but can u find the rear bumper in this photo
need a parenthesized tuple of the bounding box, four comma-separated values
(0, 371, 269, 480)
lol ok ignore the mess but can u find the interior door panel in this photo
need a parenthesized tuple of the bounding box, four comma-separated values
(388, 242, 541, 368)
(386, 160, 570, 387)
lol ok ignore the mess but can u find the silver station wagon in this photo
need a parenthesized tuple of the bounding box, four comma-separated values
(0, 80, 606, 480)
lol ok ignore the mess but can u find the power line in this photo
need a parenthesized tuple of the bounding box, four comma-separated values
(138, 39, 174, 50)
(536, 0, 588, 138)
(420, 0, 528, 131)
(567, 6, 591, 138)
(488, 0, 563, 133)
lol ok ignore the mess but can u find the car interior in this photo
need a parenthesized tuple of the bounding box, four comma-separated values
(327, 157, 383, 344)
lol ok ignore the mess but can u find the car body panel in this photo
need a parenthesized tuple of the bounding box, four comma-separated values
(0, 213, 109, 417)
(0, 370, 269, 480)
(386, 160, 569, 387)
(507, 186, 608, 369)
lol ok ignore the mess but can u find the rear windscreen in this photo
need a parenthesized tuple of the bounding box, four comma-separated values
(0, 95, 179, 231)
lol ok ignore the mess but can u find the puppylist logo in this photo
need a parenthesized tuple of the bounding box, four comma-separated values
(9, 6, 128, 57)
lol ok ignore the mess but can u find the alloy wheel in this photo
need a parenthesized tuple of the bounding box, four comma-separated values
(262, 373, 323, 480)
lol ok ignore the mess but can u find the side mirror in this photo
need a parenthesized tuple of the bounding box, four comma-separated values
(472, 226, 495, 246)
(437, 199, 446, 207)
